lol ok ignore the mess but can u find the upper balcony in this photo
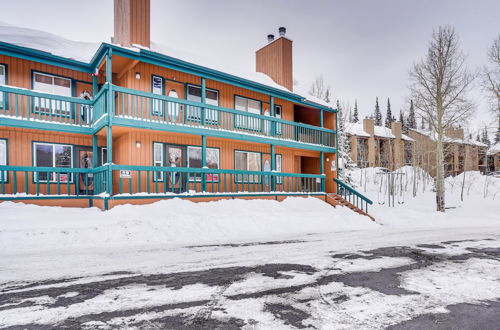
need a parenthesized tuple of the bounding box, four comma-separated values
(0, 84, 336, 152)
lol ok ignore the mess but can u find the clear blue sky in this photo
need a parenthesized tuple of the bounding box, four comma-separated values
(1, 0, 499, 133)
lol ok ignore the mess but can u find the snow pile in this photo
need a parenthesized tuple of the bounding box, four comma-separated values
(349, 166, 500, 228)
(0, 197, 376, 253)
(0, 21, 99, 63)
(344, 123, 370, 137)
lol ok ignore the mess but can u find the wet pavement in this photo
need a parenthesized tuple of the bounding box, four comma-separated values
(0, 238, 499, 329)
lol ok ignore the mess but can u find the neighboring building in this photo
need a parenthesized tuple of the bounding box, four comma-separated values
(408, 127, 488, 177)
(345, 118, 415, 170)
(488, 142, 500, 172)
(0, 0, 371, 212)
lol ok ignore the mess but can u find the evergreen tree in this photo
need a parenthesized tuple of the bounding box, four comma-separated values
(335, 100, 356, 184)
(385, 98, 393, 128)
(476, 132, 481, 142)
(352, 99, 360, 123)
(400, 111, 408, 133)
(374, 97, 382, 126)
(482, 127, 491, 147)
(420, 116, 425, 129)
(407, 100, 416, 129)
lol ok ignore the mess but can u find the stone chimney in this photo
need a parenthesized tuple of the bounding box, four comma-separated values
(363, 118, 376, 167)
(114, 0, 150, 48)
(256, 27, 293, 91)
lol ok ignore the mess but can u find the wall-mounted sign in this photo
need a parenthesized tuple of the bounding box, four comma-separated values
(120, 170, 132, 179)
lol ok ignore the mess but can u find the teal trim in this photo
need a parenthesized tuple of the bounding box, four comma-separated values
(106, 50, 113, 195)
(201, 135, 207, 191)
(92, 75, 98, 96)
(200, 78, 206, 126)
(112, 117, 336, 153)
(270, 145, 276, 191)
(320, 110, 324, 127)
(92, 134, 98, 168)
(110, 192, 326, 200)
(0, 42, 92, 73)
(0, 117, 93, 134)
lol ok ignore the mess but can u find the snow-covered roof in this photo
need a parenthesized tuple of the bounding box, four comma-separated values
(409, 128, 488, 147)
(344, 123, 370, 137)
(401, 134, 414, 142)
(373, 125, 395, 139)
(0, 22, 332, 109)
(488, 142, 500, 155)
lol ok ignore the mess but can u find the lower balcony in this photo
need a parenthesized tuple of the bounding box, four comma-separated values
(0, 165, 326, 206)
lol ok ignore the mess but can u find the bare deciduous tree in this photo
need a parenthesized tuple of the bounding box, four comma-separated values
(309, 75, 331, 103)
(483, 34, 500, 116)
(409, 26, 475, 212)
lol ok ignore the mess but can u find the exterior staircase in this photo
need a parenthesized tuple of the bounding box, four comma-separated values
(328, 179, 375, 221)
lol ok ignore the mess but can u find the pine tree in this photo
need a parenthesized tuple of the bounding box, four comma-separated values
(407, 100, 416, 129)
(335, 100, 356, 184)
(400, 111, 408, 133)
(476, 132, 481, 142)
(385, 98, 393, 128)
(352, 99, 359, 123)
(420, 116, 425, 129)
(482, 127, 491, 147)
(374, 97, 382, 126)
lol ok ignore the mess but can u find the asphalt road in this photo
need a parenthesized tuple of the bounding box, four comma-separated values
(0, 233, 499, 329)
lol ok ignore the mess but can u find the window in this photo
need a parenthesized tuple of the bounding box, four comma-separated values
(33, 72, 72, 116)
(0, 139, 7, 182)
(275, 154, 282, 184)
(33, 142, 73, 182)
(153, 143, 164, 181)
(186, 84, 219, 123)
(101, 148, 108, 166)
(187, 146, 220, 182)
(0, 65, 6, 108)
(152, 75, 164, 115)
(235, 96, 261, 131)
(275, 105, 282, 135)
(235, 150, 261, 183)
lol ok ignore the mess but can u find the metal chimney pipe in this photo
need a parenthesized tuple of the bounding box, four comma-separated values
(278, 27, 286, 37)
(267, 34, 275, 43)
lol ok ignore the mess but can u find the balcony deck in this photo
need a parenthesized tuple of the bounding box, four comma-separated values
(0, 84, 336, 151)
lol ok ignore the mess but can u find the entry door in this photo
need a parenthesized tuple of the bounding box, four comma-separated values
(166, 145, 186, 192)
(77, 147, 93, 194)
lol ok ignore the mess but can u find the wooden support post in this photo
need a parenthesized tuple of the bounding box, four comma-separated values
(200, 77, 206, 126)
(271, 144, 276, 191)
(201, 135, 207, 191)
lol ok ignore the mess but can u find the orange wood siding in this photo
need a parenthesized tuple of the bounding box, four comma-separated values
(255, 37, 293, 91)
(0, 55, 94, 96)
(114, 60, 296, 122)
(0, 127, 105, 195)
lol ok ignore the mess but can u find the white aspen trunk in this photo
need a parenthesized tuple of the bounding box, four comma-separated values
(436, 130, 446, 212)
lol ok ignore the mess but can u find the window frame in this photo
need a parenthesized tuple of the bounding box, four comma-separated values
(31, 70, 74, 118)
(153, 142, 165, 182)
(151, 75, 165, 116)
(234, 95, 263, 131)
(187, 146, 220, 182)
(0, 63, 7, 110)
(32, 141, 74, 183)
(275, 153, 282, 184)
(186, 83, 220, 124)
(0, 138, 8, 183)
(234, 150, 262, 183)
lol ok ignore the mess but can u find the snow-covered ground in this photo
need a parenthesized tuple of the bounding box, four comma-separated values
(0, 167, 499, 329)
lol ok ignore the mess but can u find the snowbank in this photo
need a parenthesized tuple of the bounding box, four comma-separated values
(349, 166, 500, 228)
(0, 197, 376, 253)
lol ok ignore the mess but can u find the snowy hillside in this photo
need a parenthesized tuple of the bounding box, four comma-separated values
(348, 166, 500, 228)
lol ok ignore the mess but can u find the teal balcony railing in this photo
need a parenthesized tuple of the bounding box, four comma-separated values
(0, 84, 335, 148)
(112, 86, 336, 147)
(0, 165, 324, 199)
(0, 85, 108, 128)
(334, 178, 373, 213)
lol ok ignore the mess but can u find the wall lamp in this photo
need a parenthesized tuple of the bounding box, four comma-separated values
(135, 72, 141, 80)
(136, 141, 141, 148)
